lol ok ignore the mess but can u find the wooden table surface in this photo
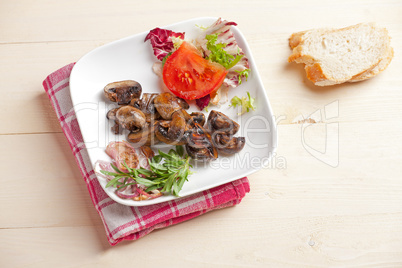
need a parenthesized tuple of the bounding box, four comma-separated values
(1, 0, 402, 267)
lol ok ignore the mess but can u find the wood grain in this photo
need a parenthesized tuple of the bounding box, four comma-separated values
(1, 0, 402, 267)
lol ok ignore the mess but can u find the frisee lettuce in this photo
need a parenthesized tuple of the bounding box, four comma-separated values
(171, 36, 184, 50)
(229, 91, 256, 115)
(236, 69, 250, 85)
(205, 34, 243, 69)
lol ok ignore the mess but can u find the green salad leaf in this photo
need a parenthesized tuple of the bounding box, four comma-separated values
(230, 91, 256, 115)
(205, 34, 243, 69)
(161, 52, 173, 68)
(236, 69, 250, 85)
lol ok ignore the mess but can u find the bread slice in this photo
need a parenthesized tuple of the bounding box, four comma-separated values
(288, 23, 393, 86)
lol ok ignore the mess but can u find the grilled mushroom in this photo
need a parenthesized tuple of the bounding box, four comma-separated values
(115, 106, 146, 132)
(130, 93, 161, 122)
(154, 92, 189, 120)
(104, 80, 142, 105)
(106, 108, 118, 120)
(212, 132, 245, 155)
(106, 107, 121, 134)
(154, 111, 188, 145)
(140, 145, 155, 159)
(206, 110, 245, 155)
(207, 110, 240, 134)
(189, 112, 206, 127)
(127, 121, 161, 146)
(185, 123, 218, 161)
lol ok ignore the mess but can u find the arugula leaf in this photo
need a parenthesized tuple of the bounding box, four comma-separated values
(230, 91, 256, 115)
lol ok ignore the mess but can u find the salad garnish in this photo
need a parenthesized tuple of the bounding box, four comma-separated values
(195, 94, 211, 111)
(235, 69, 250, 85)
(144, 28, 185, 61)
(161, 52, 172, 67)
(100, 145, 192, 198)
(230, 91, 256, 115)
(161, 41, 228, 100)
(145, 18, 250, 110)
(205, 33, 243, 69)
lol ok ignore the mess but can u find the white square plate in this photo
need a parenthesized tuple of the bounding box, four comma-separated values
(70, 17, 277, 206)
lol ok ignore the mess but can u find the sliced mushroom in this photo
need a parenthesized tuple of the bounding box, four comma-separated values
(130, 93, 161, 122)
(154, 111, 189, 145)
(127, 121, 161, 146)
(177, 97, 190, 110)
(140, 145, 155, 159)
(106, 108, 119, 120)
(106, 108, 121, 134)
(185, 123, 218, 161)
(115, 106, 146, 132)
(104, 80, 142, 105)
(154, 92, 189, 120)
(212, 132, 245, 155)
(207, 110, 240, 134)
(189, 112, 206, 127)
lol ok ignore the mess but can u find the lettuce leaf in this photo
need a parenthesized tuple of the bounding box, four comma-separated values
(229, 92, 256, 115)
(205, 33, 243, 69)
(145, 28, 185, 61)
(194, 18, 250, 88)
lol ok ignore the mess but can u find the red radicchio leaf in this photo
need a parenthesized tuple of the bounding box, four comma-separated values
(144, 27, 185, 61)
(195, 94, 210, 110)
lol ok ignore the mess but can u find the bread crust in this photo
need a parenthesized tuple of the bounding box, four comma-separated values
(288, 31, 306, 49)
(305, 63, 327, 83)
(349, 47, 394, 82)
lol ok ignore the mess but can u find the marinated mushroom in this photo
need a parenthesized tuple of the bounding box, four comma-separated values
(127, 121, 161, 146)
(140, 145, 155, 159)
(154, 110, 188, 145)
(102, 79, 245, 161)
(212, 132, 245, 155)
(115, 106, 147, 132)
(207, 110, 240, 134)
(154, 92, 189, 120)
(106, 107, 121, 134)
(106, 108, 118, 120)
(104, 80, 142, 105)
(206, 110, 245, 155)
(189, 112, 206, 127)
(130, 93, 161, 122)
(185, 123, 218, 161)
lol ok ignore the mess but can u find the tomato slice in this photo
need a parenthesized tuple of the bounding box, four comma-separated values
(162, 41, 228, 100)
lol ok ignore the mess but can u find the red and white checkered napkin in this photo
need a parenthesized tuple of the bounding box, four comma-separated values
(43, 63, 250, 246)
